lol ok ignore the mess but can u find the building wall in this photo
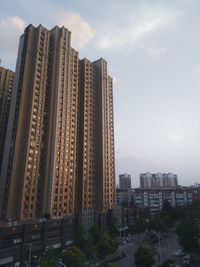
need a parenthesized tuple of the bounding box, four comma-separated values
(0, 67, 14, 174)
(134, 188, 192, 216)
(119, 173, 131, 190)
(0, 24, 116, 221)
(116, 189, 134, 206)
(0, 25, 78, 220)
(140, 172, 178, 189)
(0, 217, 75, 267)
(93, 59, 116, 212)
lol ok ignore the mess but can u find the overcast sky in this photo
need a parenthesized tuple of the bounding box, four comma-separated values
(1, 0, 200, 187)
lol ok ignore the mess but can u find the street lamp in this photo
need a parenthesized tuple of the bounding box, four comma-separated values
(157, 232, 161, 264)
(152, 230, 161, 264)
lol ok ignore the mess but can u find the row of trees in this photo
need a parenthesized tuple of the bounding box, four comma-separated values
(74, 224, 117, 260)
(134, 245, 174, 267)
(134, 200, 200, 266)
(176, 200, 200, 256)
(134, 199, 200, 235)
(39, 223, 118, 266)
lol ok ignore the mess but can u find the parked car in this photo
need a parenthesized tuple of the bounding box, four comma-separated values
(174, 249, 184, 256)
(183, 254, 191, 265)
(159, 233, 167, 239)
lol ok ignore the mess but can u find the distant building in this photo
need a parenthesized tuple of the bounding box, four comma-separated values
(134, 188, 192, 216)
(119, 173, 131, 190)
(140, 172, 178, 188)
(116, 188, 134, 206)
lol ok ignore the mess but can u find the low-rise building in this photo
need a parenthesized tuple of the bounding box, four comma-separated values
(116, 189, 134, 207)
(134, 188, 192, 216)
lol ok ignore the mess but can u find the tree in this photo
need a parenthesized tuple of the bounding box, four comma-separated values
(74, 225, 87, 252)
(74, 224, 99, 260)
(176, 219, 200, 254)
(162, 200, 173, 214)
(158, 259, 173, 267)
(148, 217, 168, 233)
(107, 263, 118, 267)
(39, 246, 58, 267)
(134, 218, 147, 234)
(62, 246, 85, 267)
(121, 200, 128, 207)
(134, 245, 155, 267)
(97, 233, 117, 259)
(108, 216, 119, 237)
(88, 225, 101, 246)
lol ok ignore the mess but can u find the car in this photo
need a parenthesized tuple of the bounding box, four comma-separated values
(174, 249, 184, 256)
(159, 233, 167, 239)
(183, 254, 191, 265)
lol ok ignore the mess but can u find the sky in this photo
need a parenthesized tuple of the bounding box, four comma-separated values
(0, 0, 200, 187)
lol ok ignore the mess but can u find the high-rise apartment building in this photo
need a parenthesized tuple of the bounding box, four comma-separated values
(119, 173, 131, 190)
(0, 66, 14, 173)
(77, 58, 116, 212)
(140, 172, 178, 189)
(0, 24, 116, 221)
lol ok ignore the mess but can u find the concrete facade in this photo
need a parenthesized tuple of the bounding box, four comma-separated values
(0, 24, 116, 221)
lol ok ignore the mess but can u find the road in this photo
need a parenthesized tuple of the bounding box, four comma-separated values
(115, 229, 184, 267)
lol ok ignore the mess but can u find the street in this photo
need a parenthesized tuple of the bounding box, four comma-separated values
(115, 228, 185, 267)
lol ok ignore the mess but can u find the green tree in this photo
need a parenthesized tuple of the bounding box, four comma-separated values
(148, 217, 168, 233)
(162, 200, 173, 214)
(107, 263, 118, 267)
(74, 225, 87, 252)
(176, 219, 200, 254)
(74, 224, 98, 260)
(88, 225, 101, 246)
(134, 245, 155, 267)
(121, 200, 128, 207)
(39, 246, 58, 267)
(158, 259, 173, 267)
(134, 218, 147, 234)
(108, 216, 119, 237)
(97, 233, 117, 259)
(62, 246, 85, 267)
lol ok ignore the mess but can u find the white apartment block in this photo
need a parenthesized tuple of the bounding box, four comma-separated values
(116, 189, 134, 206)
(134, 188, 192, 216)
(119, 173, 132, 190)
(140, 172, 178, 188)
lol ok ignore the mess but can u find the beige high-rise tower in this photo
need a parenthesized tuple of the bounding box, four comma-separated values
(0, 24, 78, 220)
(0, 24, 116, 221)
(77, 58, 116, 213)
(0, 66, 14, 173)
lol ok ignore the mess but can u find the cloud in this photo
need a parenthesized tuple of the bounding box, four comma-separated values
(96, 5, 176, 51)
(0, 16, 25, 57)
(139, 43, 167, 58)
(58, 12, 94, 49)
(169, 132, 184, 143)
(193, 64, 200, 79)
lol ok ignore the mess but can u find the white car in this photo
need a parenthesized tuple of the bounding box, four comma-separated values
(174, 249, 184, 256)
(183, 254, 191, 265)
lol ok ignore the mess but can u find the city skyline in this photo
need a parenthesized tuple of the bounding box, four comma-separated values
(1, 0, 200, 187)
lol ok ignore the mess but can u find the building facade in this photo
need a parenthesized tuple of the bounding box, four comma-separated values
(0, 66, 14, 174)
(0, 24, 116, 221)
(134, 188, 192, 216)
(119, 173, 131, 190)
(77, 58, 116, 213)
(140, 172, 178, 188)
(116, 188, 134, 206)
